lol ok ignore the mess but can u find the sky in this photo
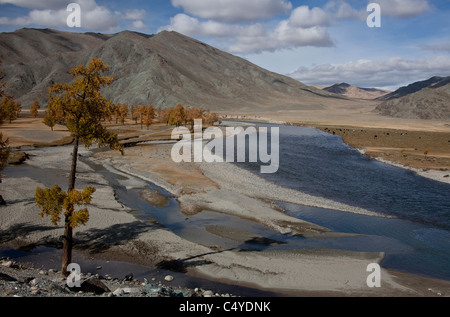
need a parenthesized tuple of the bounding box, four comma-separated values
(0, 0, 449, 90)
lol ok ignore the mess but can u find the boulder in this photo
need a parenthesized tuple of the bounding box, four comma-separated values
(80, 277, 111, 295)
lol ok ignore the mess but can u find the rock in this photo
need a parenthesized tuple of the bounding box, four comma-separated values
(1, 260, 13, 268)
(112, 288, 124, 296)
(7, 151, 28, 165)
(0, 272, 17, 282)
(202, 290, 214, 297)
(164, 275, 174, 282)
(144, 283, 162, 295)
(80, 277, 111, 295)
(112, 287, 141, 296)
(124, 273, 133, 281)
(29, 278, 38, 286)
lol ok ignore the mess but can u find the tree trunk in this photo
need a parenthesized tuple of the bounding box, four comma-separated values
(62, 222, 73, 277)
(62, 136, 79, 276)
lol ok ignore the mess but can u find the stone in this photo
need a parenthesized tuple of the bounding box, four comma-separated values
(164, 275, 174, 282)
(80, 277, 111, 295)
(144, 284, 162, 295)
(203, 290, 214, 297)
(0, 272, 17, 282)
(112, 287, 141, 296)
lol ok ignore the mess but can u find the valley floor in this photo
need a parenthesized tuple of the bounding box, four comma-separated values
(1, 114, 450, 297)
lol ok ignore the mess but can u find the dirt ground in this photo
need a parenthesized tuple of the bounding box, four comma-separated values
(312, 125, 450, 172)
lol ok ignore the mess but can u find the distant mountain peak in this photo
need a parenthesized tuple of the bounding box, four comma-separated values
(323, 82, 390, 100)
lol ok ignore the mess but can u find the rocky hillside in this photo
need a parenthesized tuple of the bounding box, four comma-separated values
(375, 76, 450, 120)
(323, 83, 389, 100)
(0, 28, 341, 111)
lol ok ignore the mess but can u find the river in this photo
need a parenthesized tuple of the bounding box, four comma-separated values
(2, 122, 450, 283)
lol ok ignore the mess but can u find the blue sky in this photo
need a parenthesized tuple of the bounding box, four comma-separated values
(0, 0, 449, 90)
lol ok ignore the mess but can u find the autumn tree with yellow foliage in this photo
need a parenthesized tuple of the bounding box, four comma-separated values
(30, 100, 41, 118)
(35, 58, 123, 276)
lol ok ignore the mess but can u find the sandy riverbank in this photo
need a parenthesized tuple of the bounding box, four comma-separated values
(1, 119, 450, 297)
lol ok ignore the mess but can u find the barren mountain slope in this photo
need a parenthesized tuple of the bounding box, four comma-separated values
(375, 76, 450, 120)
(0, 28, 346, 111)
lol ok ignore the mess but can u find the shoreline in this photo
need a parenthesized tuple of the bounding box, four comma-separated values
(1, 120, 450, 297)
(221, 117, 450, 185)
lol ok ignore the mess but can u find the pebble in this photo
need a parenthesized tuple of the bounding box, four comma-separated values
(0, 259, 236, 298)
(164, 275, 174, 282)
(203, 290, 214, 297)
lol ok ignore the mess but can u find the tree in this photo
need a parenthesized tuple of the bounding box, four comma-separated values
(37, 58, 123, 276)
(30, 100, 41, 118)
(0, 96, 21, 123)
(43, 106, 58, 131)
(130, 105, 140, 124)
(137, 105, 146, 129)
(168, 104, 186, 127)
(161, 107, 173, 126)
(0, 133, 10, 205)
(35, 185, 95, 230)
(143, 104, 155, 130)
(186, 106, 204, 129)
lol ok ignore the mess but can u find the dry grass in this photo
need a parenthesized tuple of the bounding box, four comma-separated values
(314, 125, 450, 171)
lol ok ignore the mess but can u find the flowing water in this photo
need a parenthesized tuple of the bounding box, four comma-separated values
(2, 122, 450, 282)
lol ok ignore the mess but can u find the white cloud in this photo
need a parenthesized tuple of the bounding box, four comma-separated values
(324, 0, 432, 21)
(0, 0, 67, 10)
(128, 20, 146, 30)
(288, 56, 450, 89)
(160, 5, 334, 54)
(324, 0, 365, 20)
(288, 6, 329, 28)
(0, 0, 148, 32)
(161, 13, 239, 38)
(123, 9, 146, 21)
(377, 0, 432, 18)
(171, 0, 292, 23)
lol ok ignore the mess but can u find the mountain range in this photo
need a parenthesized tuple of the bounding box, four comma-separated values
(375, 76, 450, 120)
(0, 28, 343, 112)
(0, 28, 448, 121)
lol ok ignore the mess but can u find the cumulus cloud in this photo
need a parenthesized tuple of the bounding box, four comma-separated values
(324, 0, 432, 21)
(288, 56, 450, 89)
(123, 9, 146, 21)
(324, 0, 365, 20)
(161, 5, 334, 54)
(0, 0, 67, 10)
(377, 0, 432, 18)
(0, 0, 147, 32)
(288, 6, 329, 28)
(171, 0, 292, 23)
